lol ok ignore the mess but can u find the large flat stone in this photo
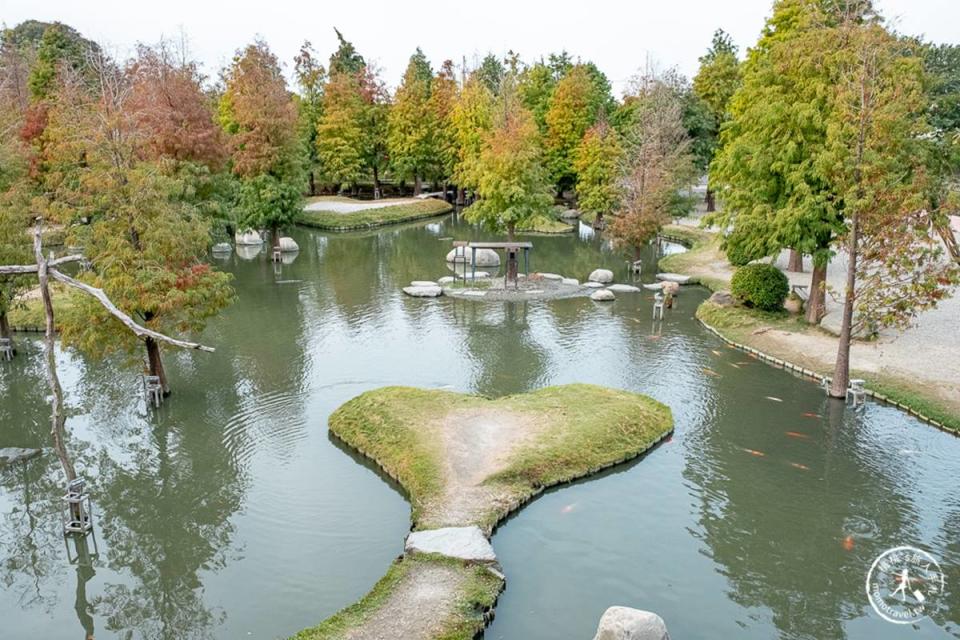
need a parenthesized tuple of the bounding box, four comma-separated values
(655, 273, 692, 284)
(593, 607, 670, 640)
(403, 286, 443, 298)
(405, 526, 496, 563)
(0, 447, 41, 466)
(608, 284, 641, 293)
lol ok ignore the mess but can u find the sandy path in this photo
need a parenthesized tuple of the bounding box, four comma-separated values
(303, 198, 416, 214)
(428, 408, 545, 529)
(344, 563, 468, 640)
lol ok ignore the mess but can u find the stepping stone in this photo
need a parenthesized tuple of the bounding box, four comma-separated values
(457, 271, 491, 279)
(0, 448, 41, 466)
(437, 276, 455, 285)
(642, 283, 664, 290)
(561, 278, 579, 286)
(584, 282, 605, 288)
(411, 280, 438, 287)
(591, 289, 616, 301)
(588, 268, 614, 283)
(655, 273, 692, 284)
(607, 284, 641, 293)
(460, 290, 487, 298)
(539, 273, 563, 280)
(405, 526, 497, 563)
(403, 286, 443, 298)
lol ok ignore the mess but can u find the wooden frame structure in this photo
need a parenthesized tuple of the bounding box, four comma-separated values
(452, 240, 533, 289)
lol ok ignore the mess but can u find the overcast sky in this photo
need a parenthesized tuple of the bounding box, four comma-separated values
(4, 0, 957, 95)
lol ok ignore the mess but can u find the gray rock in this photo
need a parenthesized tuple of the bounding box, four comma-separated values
(589, 268, 615, 283)
(446, 247, 501, 267)
(235, 230, 263, 246)
(607, 284, 641, 293)
(235, 245, 261, 261)
(561, 278, 580, 286)
(437, 276, 455, 285)
(655, 273, 692, 284)
(709, 291, 735, 306)
(642, 283, 664, 291)
(584, 282, 606, 288)
(460, 290, 487, 298)
(403, 285, 443, 298)
(410, 280, 438, 287)
(211, 242, 232, 254)
(278, 237, 300, 253)
(0, 447, 41, 466)
(559, 208, 581, 220)
(405, 526, 496, 563)
(592, 607, 670, 640)
(457, 271, 491, 280)
(539, 273, 564, 280)
(591, 289, 616, 301)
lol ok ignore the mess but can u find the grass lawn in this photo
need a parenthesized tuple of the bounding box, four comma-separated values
(327, 384, 673, 531)
(657, 224, 730, 291)
(7, 284, 78, 331)
(518, 215, 575, 234)
(297, 198, 453, 230)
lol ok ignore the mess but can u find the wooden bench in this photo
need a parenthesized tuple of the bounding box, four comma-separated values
(791, 284, 809, 301)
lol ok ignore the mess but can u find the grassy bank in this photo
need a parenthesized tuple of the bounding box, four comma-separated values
(657, 224, 729, 292)
(519, 214, 575, 234)
(328, 384, 673, 531)
(297, 198, 453, 230)
(291, 554, 503, 640)
(8, 285, 78, 331)
(696, 300, 960, 433)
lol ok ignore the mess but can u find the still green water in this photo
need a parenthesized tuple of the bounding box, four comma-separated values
(0, 214, 957, 639)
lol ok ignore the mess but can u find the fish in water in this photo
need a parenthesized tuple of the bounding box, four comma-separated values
(801, 412, 821, 418)
(647, 335, 662, 341)
(786, 431, 810, 440)
(790, 462, 811, 471)
(842, 535, 855, 551)
(765, 396, 783, 402)
(728, 363, 741, 369)
(742, 448, 766, 457)
(561, 503, 577, 514)
(711, 350, 723, 357)
(702, 368, 720, 376)
(735, 361, 752, 365)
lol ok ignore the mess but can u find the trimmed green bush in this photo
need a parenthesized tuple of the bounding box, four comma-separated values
(731, 263, 789, 311)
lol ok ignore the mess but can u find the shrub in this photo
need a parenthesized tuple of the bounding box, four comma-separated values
(723, 227, 769, 267)
(731, 263, 789, 311)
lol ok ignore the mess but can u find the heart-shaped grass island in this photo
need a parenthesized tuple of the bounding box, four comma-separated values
(292, 384, 673, 640)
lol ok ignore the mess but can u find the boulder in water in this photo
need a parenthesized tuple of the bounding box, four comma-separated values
(591, 289, 616, 301)
(588, 269, 614, 283)
(592, 607, 670, 640)
(446, 247, 500, 267)
(211, 242, 232, 254)
(236, 230, 263, 246)
(403, 285, 443, 298)
(278, 237, 300, 253)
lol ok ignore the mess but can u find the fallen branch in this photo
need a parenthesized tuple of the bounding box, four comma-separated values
(0, 264, 39, 275)
(49, 268, 215, 353)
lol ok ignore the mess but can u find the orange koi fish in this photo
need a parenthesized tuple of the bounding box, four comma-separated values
(790, 462, 811, 471)
(728, 363, 741, 369)
(702, 368, 720, 376)
(742, 448, 766, 457)
(785, 431, 810, 440)
(842, 535, 855, 551)
(711, 350, 723, 357)
(801, 412, 821, 418)
(561, 503, 577, 514)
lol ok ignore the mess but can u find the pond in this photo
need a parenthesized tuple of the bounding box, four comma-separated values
(1, 213, 958, 639)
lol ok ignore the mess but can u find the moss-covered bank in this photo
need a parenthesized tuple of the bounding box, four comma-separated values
(298, 198, 453, 230)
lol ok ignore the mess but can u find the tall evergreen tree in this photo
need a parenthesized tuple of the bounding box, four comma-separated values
(388, 48, 435, 194)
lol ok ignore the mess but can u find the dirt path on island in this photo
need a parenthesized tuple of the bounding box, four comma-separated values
(344, 562, 468, 640)
(426, 408, 548, 530)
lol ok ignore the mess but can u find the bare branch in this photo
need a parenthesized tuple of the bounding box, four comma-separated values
(48, 268, 215, 353)
(49, 254, 85, 267)
(0, 264, 39, 275)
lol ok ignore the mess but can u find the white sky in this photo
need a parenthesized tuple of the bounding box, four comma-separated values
(3, 0, 957, 95)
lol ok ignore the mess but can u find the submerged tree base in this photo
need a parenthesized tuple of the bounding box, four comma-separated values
(291, 384, 673, 639)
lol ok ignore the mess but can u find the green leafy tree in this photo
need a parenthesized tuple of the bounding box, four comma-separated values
(449, 75, 494, 192)
(220, 40, 301, 248)
(692, 29, 742, 211)
(466, 80, 552, 243)
(27, 23, 92, 102)
(709, 0, 852, 324)
(388, 48, 435, 194)
(519, 52, 573, 134)
(823, 19, 959, 395)
(544, 64, 607, 192)
(573, 120, 623, 227)
(428, 60, 460, 187)
(294, 41, 326, 196)
(316, 71, 367, 189)
(475, 53, 505, 95)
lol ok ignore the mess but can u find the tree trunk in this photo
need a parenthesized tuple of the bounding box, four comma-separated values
(145, 337, 170, 396)
(787, 248, 803, 272)
(829, 213, 859, 398)
(805, 262, 827, 324)
(456, 187, 465, 207)
(705, 188, 716, 213)
(271, 224, 281, 252)
(595, 212, 605, 230)
(308, 171, 316, 197)
(0, 310, 10, 339)
(372, 166, 381, 199)
(413, 175, 422, 197)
